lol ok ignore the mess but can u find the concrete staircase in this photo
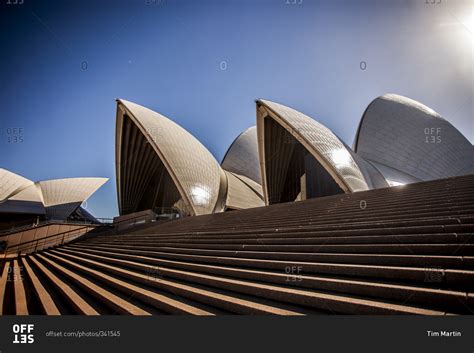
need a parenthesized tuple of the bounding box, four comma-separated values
(1, 174, 473, 315)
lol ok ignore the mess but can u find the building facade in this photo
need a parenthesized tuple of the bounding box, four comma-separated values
(115, 94, 473, 216)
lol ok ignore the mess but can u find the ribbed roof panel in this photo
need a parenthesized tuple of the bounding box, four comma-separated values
(222, 127, 261, 184)
(0, 168, 34, 201)
(117, 99, 223, 216)
(257, 99, 369, 193)
(354, 94, 474, 181)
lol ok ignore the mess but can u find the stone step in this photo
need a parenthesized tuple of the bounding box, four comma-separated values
(21, 257, 60, 315)
(45, 250, 313, 315)
(87, 233, 473, 246)
(76, 244, 474, 269)
(47, 248, 448, 315)
(13, 259, 28, 315)
(54, 247, 471, 314)
(105, 215, 474, 238)
(0, 261, 10, 315)
(38, 252, 216, 315)
(28, 255, 99, 315)
(34, 254, 149, 315)
(64, 245, 474, 290)
(76, 242, 474, 256)
(140, 206, 474, 234)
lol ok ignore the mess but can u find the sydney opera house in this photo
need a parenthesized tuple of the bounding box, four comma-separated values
(115, 93, 474, 219)
(4, 93, 470, 227)
(1, 93, 473, 316)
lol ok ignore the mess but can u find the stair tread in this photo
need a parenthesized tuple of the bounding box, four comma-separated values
(0, 261, 10, 315)
(54, 247, 464, 314)
(2, 174, 473, 315)
(13, 259, 28, 315)
(48, 249, 310, 315)
(66, 244, 474, 280)
(29, 255, 98, 315)
(43, 251, 215, 315)
(70, 243, 474, 266)
(22, 257, 60, 315)
(36, 253, 150, 315)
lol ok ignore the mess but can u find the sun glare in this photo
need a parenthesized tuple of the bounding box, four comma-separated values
(461, 8, 474, 34)
(331, 149, 352, 168)
(446, 5, 474, 36)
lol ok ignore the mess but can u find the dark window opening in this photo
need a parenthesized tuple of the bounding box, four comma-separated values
(120, 116, 183, 216)
(264, 117, 343, 204)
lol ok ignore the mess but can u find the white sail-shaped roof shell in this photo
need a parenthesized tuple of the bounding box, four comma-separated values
(38, 178, 108, 207)
(257, 99, 369, 204)
(0, 169, 34, 201)
(354, 94, 474, 182)
(224, 171, 264, 210)
(116, 99, 225, 216)
(9, 184, 43, 203)
(221, 126, 261, 184)
(0, 169, 108, 219)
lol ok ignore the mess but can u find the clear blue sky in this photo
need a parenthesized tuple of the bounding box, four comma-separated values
(1, 0, 472, 218)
